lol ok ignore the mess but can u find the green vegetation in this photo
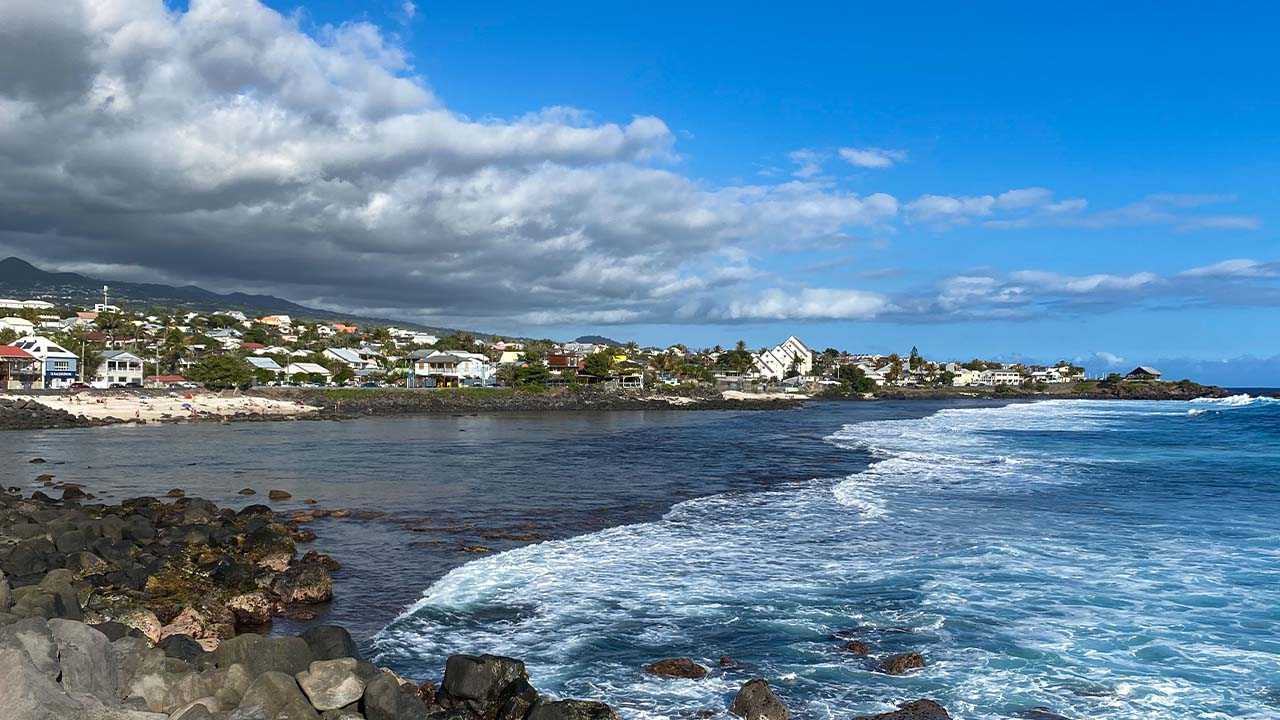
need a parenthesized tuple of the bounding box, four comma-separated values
(188, 355, 252, 390)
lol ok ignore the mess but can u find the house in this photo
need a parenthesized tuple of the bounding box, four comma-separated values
(497, 351, 524, 365)
(145, 374, 190, 389)
(331, 323, 359, 334)
(257, 315, 292, 328)
(285, 362, 332, 384)
(413, 351, 495, 386)
(0, 299, 55, 310)
(753, 336, 814, 381)
(0, 346, 41, 389)
(951, 369, 984, 387)
(9, 336, 79, 388)
(95, 350, 145, 387)
(0, 316, 35, 337)
(979, 369, 1024, 386)
(1125, 366, 1163, 382)
(246, 356, 285, 381)
(547, 353, 586, 373)
(323, 347, 376, 371)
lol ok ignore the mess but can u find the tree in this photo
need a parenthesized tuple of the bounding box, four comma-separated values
(837, 365, 876, 393)
(0, 328, 16, 345)
(188, 355, 252, 390)
(584, 350, 614, 378)
(908, 346, 922, 370)
(514, 363, 550, 387)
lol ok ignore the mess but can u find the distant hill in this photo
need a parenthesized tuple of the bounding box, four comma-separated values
(574, 334, 624, 347)
(0, 256, 473, 336)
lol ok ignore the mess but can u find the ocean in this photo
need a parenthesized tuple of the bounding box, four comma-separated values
(4, 397, 1277, 718)
(371, 397, 1280, 719)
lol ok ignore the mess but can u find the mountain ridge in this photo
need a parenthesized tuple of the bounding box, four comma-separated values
(0, 256, 475, 336)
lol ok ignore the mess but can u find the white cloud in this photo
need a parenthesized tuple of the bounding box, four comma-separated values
(719, 288, 890, 321)
(838, 146, 907, 169)
(1180, 258, 1279, 279)
(401, 1, 417, 20)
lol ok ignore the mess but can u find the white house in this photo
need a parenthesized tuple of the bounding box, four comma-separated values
(0, 316, 36, 337)
(94, 350, 145, 387)
(9, 336, 79, 388)
(753, 336, 814, 381)
(246, 356, 285, 381)
(414, 351, 495, 385)
(285, 362, 332, 383)
(323, 347, 377, 371)
(980, 369, 1024, 386)
(951, 369, 984, 387)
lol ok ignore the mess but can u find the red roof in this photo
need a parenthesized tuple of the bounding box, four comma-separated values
(0, 346, 35, 359)
(242, 342, 266, 350)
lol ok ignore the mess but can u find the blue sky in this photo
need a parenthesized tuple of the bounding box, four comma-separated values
(2, 1, 1277, 382)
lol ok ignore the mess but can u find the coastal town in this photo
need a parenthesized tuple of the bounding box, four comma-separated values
(0, 292, 1164, 396)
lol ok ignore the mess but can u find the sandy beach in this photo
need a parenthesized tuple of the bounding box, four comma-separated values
(8, 391, 319, 422)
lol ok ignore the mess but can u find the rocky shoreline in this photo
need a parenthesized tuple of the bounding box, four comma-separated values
(1, 480, 958, 720)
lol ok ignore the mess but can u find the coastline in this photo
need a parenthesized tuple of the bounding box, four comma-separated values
(0, 379, 1235, 432)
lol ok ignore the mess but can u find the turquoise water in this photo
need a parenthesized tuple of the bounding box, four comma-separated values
(373, 397, 1280, 719)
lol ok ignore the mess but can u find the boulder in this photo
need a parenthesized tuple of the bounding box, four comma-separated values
(228, 592, 273, 626)
(0, 645, 88, 720)
(853, 699, 951, 720)
(93, 621, 141, 642)
(843, 641, 871, 656)
(440, 653, 528, 705)
(49, 618, 118, 702)
(214, 634, 315, 677)
(879, 653, 925, 675)
(644, 658, 707, 679)
(526, 700, 620, 720)
(272, 562, 333, 605)
(61, 486, 89, 501)
(268, 490, 293, 501)
(495, 678, 539, 720)
(296, 658, 366, 711)
(238, 488, 257, 496)
(237, 670, 319, 720)
(0, 569, 11, 610)
(301, 625, 362, 662)
(160, 634, 208, 664)
(362, 672, 428, 720)
(0, 617, 60, 679)
(172, 703, 216, 720)
(729, 679, 789, 720)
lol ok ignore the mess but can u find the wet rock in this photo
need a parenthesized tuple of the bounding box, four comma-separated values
(853, 699, 951, 720)
(166, 489, 186, 498)
(644, 658, 708, 679)
(238, 670, 319, 719)
(302, 550, 341, 571)
(92, 620, 140, 641)
(30, 457, 46, 463)
(296, 657, 367, 711)
(272, 560, 334, 605)
(718, 656, 737, 668)
(879, 652, 925, 675)
(227, 592, 273, 627)
(61, 486, 89, 501)
(495, 678, 539, 720)
(268, 490, 293, 501)
(729, 679, 789, 720)
(301, 625, 362, 662)
(439, 653, 529, 719)
(238, 488, 257, 495)
(843, 641, 871, 656)
(526, 699, 621, 720)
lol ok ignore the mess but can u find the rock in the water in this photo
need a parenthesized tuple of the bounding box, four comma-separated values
(729, 679, 789, 720)
(439, 653, 528, 718)
(238, 487, 256, 495)
(0, 645, 89, 720)
(272, 562, 334, 605)
(61, 486, 88, 501)
(296, 658, 366, 711)
(879, 652, 925, 675)
(166, 489, 185, 498)
(1016, 709, 1074, 720)
(237, 670, 319, 720)
(644, 658, 708, 679)
(526, 699, 621, 720)
(49, 619, 118, 702)
(843, 641, 871, 656)
(495, 678, 539, 720)
(268, 490, 293, 500)
(301, 625, 362, 662)
(854, 699, 951, 720)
